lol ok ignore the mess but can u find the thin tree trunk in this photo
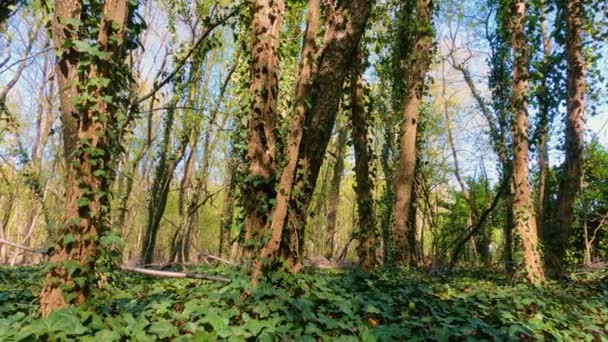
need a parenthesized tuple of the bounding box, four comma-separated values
(313, 161, 331, 256)
(219, 157, 236, 258)
(546, 0, 586, 278)
(351, 49, 376, 271)
(140, 103, 187, 265)
(392, 0, 433, 266)
(325, 125, 347, 259)
(508, 0, 545, 284)
(379, 123, 396, 264)
(536, 0, 553, 239)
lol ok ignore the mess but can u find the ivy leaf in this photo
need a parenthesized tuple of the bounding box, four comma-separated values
(63, 234, 77, 245)
(201, 311, 229, 335)
(76, 197, 91, 208)
(35, 308, 88, 336)
(148, 319, 177, 339)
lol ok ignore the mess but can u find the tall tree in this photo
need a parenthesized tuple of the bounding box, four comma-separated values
(251, 0, 373, 282)
(325, 124, 347, 259)
(546, 0, 587, 277)
(280, 0, 374, 269)
(242, 0, 284, 259)
(392, 0, 434, 266)
(250, 0, 319, 283)
(534, 0, 553, 240)
(351, 49, 377, 271)
(40, 0, 132, 316)
(508, 0, 545, 284)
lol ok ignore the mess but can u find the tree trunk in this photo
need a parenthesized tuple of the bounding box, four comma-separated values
(277, 0, 374, 271)
(242, 0, 284, 260)
(325, 125, 347, 259)
(350, 49, 376, 271)
(379, 123, 396, 264)
(508, 0, 545, 284)
(219, 157, 237, 258)
(545, 0, 586, 278)
(41, 0, 130, 316)
(535, 0, 553, 240)
(392, 0, 433, 266)
(140, 103, 187, 265)
(250, 0, 320, 284)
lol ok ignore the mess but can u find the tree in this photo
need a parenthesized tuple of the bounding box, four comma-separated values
(392, 0, 434, 266)
(40, 0, 133, 316)
(325, 124, 347, 259)
(250, 0, 320, 283)
(508, 0, 545, 284)
(351, 49, 377, 271)
(251, 0, 373, 281)
(545, 0, 587, 277)
(242, 0, 284, 269)
(242, 0, 284, 257)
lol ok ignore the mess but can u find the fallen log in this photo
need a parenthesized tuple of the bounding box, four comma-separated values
(119, 265, 230, 283)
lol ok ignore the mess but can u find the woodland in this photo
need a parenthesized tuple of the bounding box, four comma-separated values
(0, 0, 607, 340)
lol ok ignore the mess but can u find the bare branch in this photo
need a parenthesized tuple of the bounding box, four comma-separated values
(134, 6, 240, 105)
(120, 265, 230, 282)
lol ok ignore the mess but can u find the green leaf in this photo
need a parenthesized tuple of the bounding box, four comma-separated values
(37, 308, 88, 335)
(76, 197, 91, 208)
(63, 234, 77, 245)
(148, 319, 177, 339)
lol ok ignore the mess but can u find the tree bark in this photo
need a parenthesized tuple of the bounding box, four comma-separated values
(508, 0, 545, 284)
(249, 0, 319, 284)
(41, 0, 130, 316)
(278, 0, 374, 271)
(350, 49, 376, 271)
(392, 0, 433, 266)
(242, 0, 284, 260)
(140, 103, 188, 265)
(546, 0, 586, 277)
(535, 0, 553, 240)
(325, 125, 347, 259)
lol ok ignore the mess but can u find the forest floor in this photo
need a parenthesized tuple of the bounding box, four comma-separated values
(1, 265, 607, 341)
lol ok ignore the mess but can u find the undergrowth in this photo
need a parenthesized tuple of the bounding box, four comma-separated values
(0, 265, 607, 341)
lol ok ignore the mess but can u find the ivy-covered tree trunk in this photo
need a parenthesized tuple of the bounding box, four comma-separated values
(535, 0, 553, 240)
(250, 0, 319, 284)
(325, 125, 347, 259)
(392, 0, 433, 266)
(279, 0, 374, 270)
(546, 0, 586, 277)
(41, 0, 130, 316)
(242, 0, 284, 262)
(508, 0, 545, 284)
(379, 121, 396, 264)
(219, 156, 237, 258)
(140, 103, 188, 265)
(350, 50, 377, 271)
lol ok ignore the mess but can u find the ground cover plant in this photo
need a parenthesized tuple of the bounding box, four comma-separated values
(1, 266, 607, 341)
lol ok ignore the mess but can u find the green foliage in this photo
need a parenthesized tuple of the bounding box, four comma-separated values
(1, 266, 607, 340)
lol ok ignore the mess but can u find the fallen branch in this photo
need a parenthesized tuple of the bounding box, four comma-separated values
(0, 238, 47, 254)
(198, 253, 237, 266)
(120, 265, 230, 283)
